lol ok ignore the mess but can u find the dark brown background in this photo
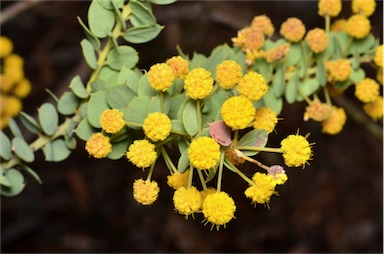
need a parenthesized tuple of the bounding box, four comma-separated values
(1, 1, 383, 253)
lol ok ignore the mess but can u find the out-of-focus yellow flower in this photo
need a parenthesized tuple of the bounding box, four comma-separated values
(85, 133, 112, 159)
(355, 78, 380, 103)
(331, 19, 348, 32)
(352, 0, 376, 17)
(321, 106, 347, 135)
(232, 26, 265, 51)
(0, 36, 13, 57)
(280, 17, 306, 43)
(13, 79, 31, 98)
(251, 15, 275, 37)
(304, 99, 332, 122)
(215, 60, 242, 90)
(346, 14, 371, 39)
(318, 0, 342, 17)
(363, 96, 383, 121)
(166, 56, 189, 80)
(305, 28, 329, 53)
(325, 59, 351, 82)
(253, 107, 278, 133)
(374, 45, 383, 68)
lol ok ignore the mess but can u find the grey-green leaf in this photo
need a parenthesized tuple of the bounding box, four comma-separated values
(38, 103, 59, 136)
(12, 137, 34, 163)
(43, 139, 71, 162)
(88, 0, 115, 38)
(58, 91, 80, 115)
(183, 100, 199, 137)
(107, 84, 136, 109)
(106, 46, 139, 71)
(177, 149, 189, 173)
(19, 112, 41, 133)
(129, 0, 156, 26)
(0, 131, 12, 161)
(81, 39, 98, 69)
(87, 91, 109, 128)
(122, 24, 164, 44)
(69, 75, 89, 99)
(0, 169, 25, 197)
(75, 118, 95, 141)
(124, 96, 151, 128)
(21, 165, 42, 184)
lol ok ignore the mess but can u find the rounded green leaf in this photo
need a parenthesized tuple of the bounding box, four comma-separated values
(70, 75, 89, 99)
(91, 78, 114, 92)
(106, 46, 139, 71)
(297, 79, 320, 100)
(97, 0, 125, 9)
(137, 74, 156, 97)
(77, 17, 101, 50)
(43, 139, 71, 162)
(12, 137, 34, 163)
(147, 94, 170, 115)
(124, 96, 151, 128)
(262, 90, 283, 115)
(88, 0, 115, 38)
(171, 120, 186, 135)
(87, 91, 109, 128)
(0, 166, 11, 187)
(75, 118, 95, 141)
(19, 112, 41, 133)
(285, 73, 298, 104)
(122, 24, 164, 44)
(0, 131, 12, 161)
(183, 100, 199, 137)
(107, 138, 132, 160)
(118, 67, 141, 94)
(0, 169, 25, 197)
(99, 66, 120, 85)
(129, 0, 156, 26)
(286, 43, 301, 66)
(177, 149, 189, 173)
(58, 91, 80, 115)
(8, 118, 23, 139)
(107, 85, 136, 109)
(81, 39, 98, 70)
(38, 103, 59, 136)
(350, 68, 366, 83)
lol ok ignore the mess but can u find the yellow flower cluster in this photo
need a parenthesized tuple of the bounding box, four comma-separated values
(126, 139, 157, 169)
(237, 71, 269, 102)
(173, 186, 201, 217)
(166, 56, 189, 80)
(188, 137, 221, 170)
(318, 0, 342, 17)
(221, 96, 256, 130)
(363, 97, 383, 121)
(85, 133, 112, 159)
(279, 17, 306, 43)
(346, 14, 371, 39)
(304, 99, 332, 122)
(325, 59, 352, 82)
(245, 172, 276, 206)
(374, 45, 383, 68)
(215, 60, 242, 90)
(355, 78, 380, 103)
(147, 63, 175, 92)
(0, 36, 31, 129)
(167, 170, 189, 189)
(251, 15, 275, 37)
(321, 106, 347, 135)
(352, 0, 376, 17)
(202, 191, 236, 229)
(143, 112, 171, 142)
(280, 134, 312, 168)
(184, 68, 214, 100)
(232, 26, 265, 52)
(253, 107, 278, 133)
(133, 179, 160, 205)
(99, 109, 125, 134)
(305, 28, 328, 53)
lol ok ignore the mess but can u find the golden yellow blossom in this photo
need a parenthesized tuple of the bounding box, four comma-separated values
(331, 19, 348, 32)
(215, 60, 242, 90)
(251, 15, 275, 37)
(126, 139, 157, 169)
(166, 56, 189, 80)
(173, 186, 201, 217)
(267, 165, 288, 185)
(99, 109, 125, 134)
(143, 112, 171, 142)
(13, 79, 31, 98)
(305, 28, 329, 53)
(221, 96, 256, 130)
(321, 106, 347, 135)
(245, 172, 276, 205)
(355, 78, 379, 103)
(318, 0, 342, 17)
(237, 72, 268, 102)
(363, 96, 383, 121)
(188, 137, 221, 170)
(279, 17, 306, 43)
(352, 0, 376, 17)
(85, 133, 112, 159)
(167, 170, 189, 190)
(304, 99, 332, 122)
(280, 134, 312, 168)
(133, 179, 160, 205)
(346, 14, 371, 39)
(0, 36, 13, 57)
(374, 45, 383, 68)
(325, 59, 351, 82)
(184, 68, 214, 100)
(202, 191, 236, 230)
(2, 95, 22, 117)
(147, 63, 175, 92)
(232, 26, 265, 51)
(253, 107, 278, 133)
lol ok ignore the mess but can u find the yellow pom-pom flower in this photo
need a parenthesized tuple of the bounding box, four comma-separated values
(173, 186, 201, 217)
(143, 112, 171, 142)
(305, 28, 329, 53)
(133, 179, 160, 205)
(85, 132, 112, 159)
(215, 60, 242, 90)
(280, 134, 312, 168)
(221, 96, 256, 130)
(325, 59, 351, 82)
(184, 68, 214, 100)
(352, 0, 376, 17)
(374, 45, 383, 68)
(188, 136, 221, 170)
(253, 107, 278, 133)
(126, 139, 157, 169)
(267, 165, 288, 185)
(346, 14, 371, 39)
(244, 172, 276, 206)
(202, 191, 236, 230)
(147, 63, 175, 92)
(3, 65, 24, 84)
(232, 26, 265, 52)
(279, 17, 306, 43)
(363, 96, 383, 121)
(321, 106, 347, 135)
(167, 170, 189, 190)
(304, 99, 332, 122)
(0, 36, 13, 57)
(318, 0, 342, 17)
(200, 187, 217, 204)
(251, 15, 275, 37)
(99, 109, 125, 134)
(2, 95, 22, 117)
(355, 78, 379, 103)
(166, 56, 189, 80)
(331, 19, 348, 32)
(13, 79, 31, 98)
(237, 71, 268, 102)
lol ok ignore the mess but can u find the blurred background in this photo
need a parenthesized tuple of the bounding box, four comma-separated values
(1, 1, 383, 253)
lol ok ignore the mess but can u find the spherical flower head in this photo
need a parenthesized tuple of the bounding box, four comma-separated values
(188, 136, 221, 170)
(374, 45, 383, 68)
(13, 79, 31, 98)
(304, 99, 332, 122)
(251, 15, 275, 37)
(279, 17, 306, 43)
(331, 19, 348, 32)
(263, 44, 290, 63)
(147, 63, 175, 92)
(322, 106, 347, 135)
(245, 172, 276, 205)
(202, 191, 236, 230)
(352, 0, 376, 17)
(363, 96, 383, 121)
(200, 187, 217, 204)
(133, 179, 160, 205)
(4, 54, 24, 68)
(85, 132, 112, 159)
(318, 0, 342, 17)
(253, 107, 278, 133)
(267, 165, 288, 185)
(305, 28, 329, 53)
(233, 26, 265, 52)
(184, 68, 214, 100)
(237, 72, 268, 102)
(2, 95, 22, 117)
(166, 56, 189, 80)
(99, 109, 125, 134)
(346, 14, 371, 39)
(173, 186, 201, 217)
(0, 36, 13, 57)
(143, 112, 171, 142)
(221, 96, 256, 130)
(280, 134, 312, 168)
(0, 75, 14, 93)
(3, 65, 24, 84)
(167, 170, 189, 190)
(355, 78, 379, 103)
(325, 59, 351, 82)
(126, 139, 157, 169)
(215, 60, 242, 90)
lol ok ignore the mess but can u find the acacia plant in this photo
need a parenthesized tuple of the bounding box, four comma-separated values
(0, 0, 382, 230)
